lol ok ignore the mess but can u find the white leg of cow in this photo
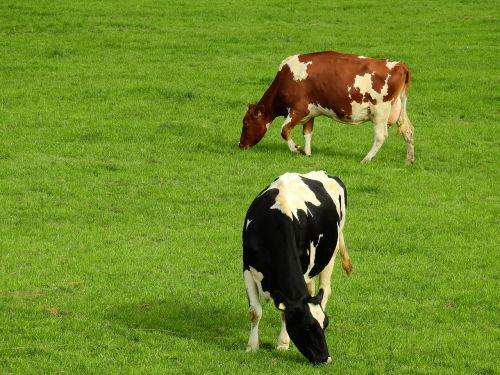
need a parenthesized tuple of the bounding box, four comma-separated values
(303, 133, 312, 156)
(244, 270, 262, 352)
(276, 311, 290, 350)
(318, 249, 337, 310)
(319, 232, 352, 310)
(302, 119, 314, 156)
(281, 110, 307, 155)
(361, 107, 391, 163)
(306, 277, 315, 296)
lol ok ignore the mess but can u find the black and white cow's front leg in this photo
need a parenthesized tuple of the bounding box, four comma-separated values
(277, 311, 290, 350)
(281, 109, 309, 155)
(244, 270, 262, 352)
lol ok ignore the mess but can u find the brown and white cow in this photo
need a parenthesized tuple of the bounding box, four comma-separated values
(239, 51, 414, 163)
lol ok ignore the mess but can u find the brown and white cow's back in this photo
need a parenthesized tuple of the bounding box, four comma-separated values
(239, 51, 414, 163)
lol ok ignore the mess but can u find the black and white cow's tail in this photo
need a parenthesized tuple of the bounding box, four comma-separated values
(338, 232, 352, 276)
(396, 66, 415, 163)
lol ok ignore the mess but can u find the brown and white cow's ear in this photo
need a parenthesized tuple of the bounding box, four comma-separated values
(256, 104, 264, 118)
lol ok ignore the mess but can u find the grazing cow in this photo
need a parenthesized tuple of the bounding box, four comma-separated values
(243, 171, 352, 365)
(239, 51, 414, 163)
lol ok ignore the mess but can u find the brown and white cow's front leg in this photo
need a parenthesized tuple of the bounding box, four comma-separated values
(281, 109, 309, 155)
(303, 119, 314, 156)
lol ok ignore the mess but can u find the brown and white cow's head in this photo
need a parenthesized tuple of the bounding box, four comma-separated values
(239, 104, 270, 149)
(278, 289, 331, 365)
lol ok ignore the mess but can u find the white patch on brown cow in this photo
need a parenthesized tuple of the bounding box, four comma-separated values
(281, 112, 292, 131)
(349, 101, 371, 123)
(261, 173, 320, 221)
(354, 73, 389, 99)
(279, 55, 312, 81)
(386, 60, 399, 70)
(307, 103, 340, 120)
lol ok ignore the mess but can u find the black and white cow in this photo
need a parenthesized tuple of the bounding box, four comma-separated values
(242, 171, 352, 364)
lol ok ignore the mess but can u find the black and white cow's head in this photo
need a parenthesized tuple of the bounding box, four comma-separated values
(278, 289, 331, 365)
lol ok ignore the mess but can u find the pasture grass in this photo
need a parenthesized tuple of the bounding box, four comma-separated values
(0, 0, 499, 373)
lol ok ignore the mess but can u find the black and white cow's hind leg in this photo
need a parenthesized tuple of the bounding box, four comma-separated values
(244, 270, 262, 352)
(318, 232, 352, 310)
(361, 104, 392, 163)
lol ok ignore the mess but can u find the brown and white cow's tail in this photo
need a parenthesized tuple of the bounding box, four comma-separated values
(338, 232, 352, 276)
(396, 66, 415, 163)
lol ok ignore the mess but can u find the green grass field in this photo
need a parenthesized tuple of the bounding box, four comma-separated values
(1, 0, 499, 373)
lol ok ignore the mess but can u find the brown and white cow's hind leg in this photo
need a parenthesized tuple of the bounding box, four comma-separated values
(396, 92, 415, 163)
(361, 103, 392, 163)
(244, 270, 262, 352)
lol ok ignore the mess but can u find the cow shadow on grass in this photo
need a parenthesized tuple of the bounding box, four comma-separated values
(107, 297, 306, 364)
(228, 137, 363, 160)
(108, 298, 243, 351)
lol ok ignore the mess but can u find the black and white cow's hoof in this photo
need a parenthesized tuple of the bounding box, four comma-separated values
(276, 342, 290, 351)
(246, 345, 258, 353)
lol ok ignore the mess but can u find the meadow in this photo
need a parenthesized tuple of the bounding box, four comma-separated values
(0, 0, 498, 373)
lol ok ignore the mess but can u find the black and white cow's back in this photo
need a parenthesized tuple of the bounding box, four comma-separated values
(242, 171, 352, 365)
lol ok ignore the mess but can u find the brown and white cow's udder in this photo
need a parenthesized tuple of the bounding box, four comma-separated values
(387, 96, 402, 124)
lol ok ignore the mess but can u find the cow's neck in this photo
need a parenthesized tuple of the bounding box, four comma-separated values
(257, 78, 287, 121)
(272, 250, 310, 305)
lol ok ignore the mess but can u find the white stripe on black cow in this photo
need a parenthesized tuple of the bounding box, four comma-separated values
(242, 171, 352, 365)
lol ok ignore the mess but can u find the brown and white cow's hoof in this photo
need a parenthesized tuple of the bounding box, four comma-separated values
(295, 145, 307, 155)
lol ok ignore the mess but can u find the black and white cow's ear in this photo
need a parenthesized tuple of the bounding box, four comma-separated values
(309, 288, 324, 305)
